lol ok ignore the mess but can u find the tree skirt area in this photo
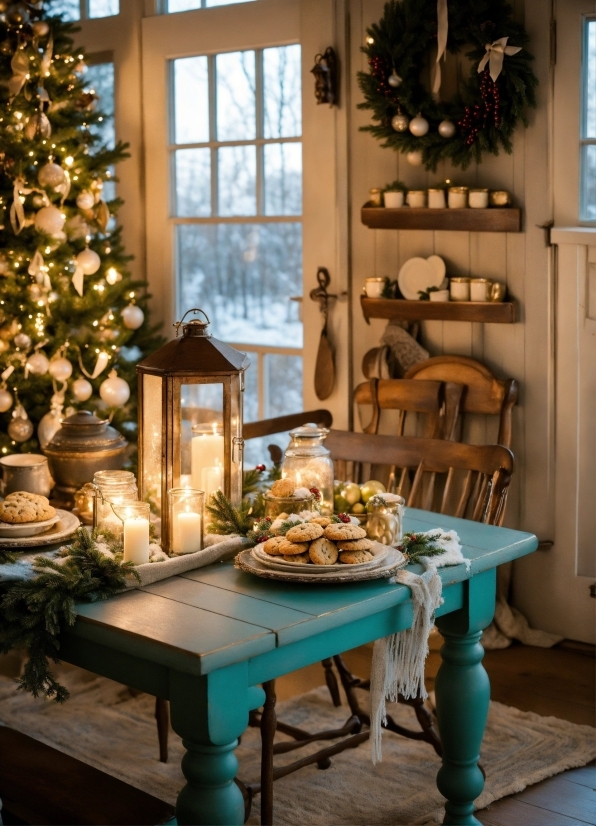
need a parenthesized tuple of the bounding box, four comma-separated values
(0, 665, 594, 826)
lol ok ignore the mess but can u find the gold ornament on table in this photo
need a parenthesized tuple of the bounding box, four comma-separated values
(73, 482, 95, 525)
(136, 308, 249, 554)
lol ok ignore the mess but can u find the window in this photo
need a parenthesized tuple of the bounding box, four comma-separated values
(47, 0, 119, 21)
(580, 18, 596, 221)
(170, 45, 303, 460)
(84, 59, 116, 202)
(166, 0, 255, 12)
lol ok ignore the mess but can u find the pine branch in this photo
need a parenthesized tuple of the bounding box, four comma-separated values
(206, 490, 253, 536)
(398, 532, 447, 565)
(0, 549, 18, 565)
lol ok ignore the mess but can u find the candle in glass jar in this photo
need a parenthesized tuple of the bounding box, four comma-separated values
(173, 509, 202, 554)
(123, 516, 150, 565)
(191, 424, 224, 491)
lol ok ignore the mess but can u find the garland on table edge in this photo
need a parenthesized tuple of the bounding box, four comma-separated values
(397, 532, 449, 565)
(0, 549, 18, 565)
(358, 0, 538, 170)
(0, 527, 139, 703)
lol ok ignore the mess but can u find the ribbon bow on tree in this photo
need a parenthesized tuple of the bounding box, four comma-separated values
(478, 36, 522, 83)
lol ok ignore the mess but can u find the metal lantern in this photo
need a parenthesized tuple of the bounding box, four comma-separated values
(136, 309, 249, 553)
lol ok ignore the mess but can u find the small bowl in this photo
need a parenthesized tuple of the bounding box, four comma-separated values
(0, 513, 61, 538)
(429, 289, 450, 302)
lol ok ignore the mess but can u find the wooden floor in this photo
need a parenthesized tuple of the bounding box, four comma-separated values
(276, 637, 596, 825)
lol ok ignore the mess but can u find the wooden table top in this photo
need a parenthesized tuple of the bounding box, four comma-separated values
(67, 509, 537, 676)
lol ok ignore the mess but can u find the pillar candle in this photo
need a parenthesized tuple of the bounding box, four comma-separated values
(203, 463, 223, 502)
(173, 510, 202, 554)
(191, 428, 224, 491)
(123, 516, 150, 565)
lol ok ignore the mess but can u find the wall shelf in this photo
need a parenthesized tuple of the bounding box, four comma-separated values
(361, 295, 517, 324)
(361, 205, 522, 233)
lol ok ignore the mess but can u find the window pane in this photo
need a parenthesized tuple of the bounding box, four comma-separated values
(218, 146, 256, 216)
(264, 45, 301, 139)
(173, 57, 209, 144)
(243, 358, 259, 422)
(266, 355, 302, 417)
(207, 0, 255, 5)
(177, 223, 302, 347)
(264, 143, 302, 216)
(85, 62, 115, 149)
(175, 148, 211, 217)
(88, 0, 119, 17)
(580, 144, 596, 221)
(585, 20, 596, 139)
(167, 0, 255, 9)
(216, 51, 256, 141)
(47, 0, 79, 20)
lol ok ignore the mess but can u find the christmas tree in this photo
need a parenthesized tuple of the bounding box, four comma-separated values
(0, 0, 162, 457)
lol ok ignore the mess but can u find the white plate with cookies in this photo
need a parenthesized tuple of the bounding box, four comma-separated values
(252, 542, 388, 572)
(0, 509, 80, 547)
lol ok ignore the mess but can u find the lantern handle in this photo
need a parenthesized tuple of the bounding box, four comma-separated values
(173, 308, 211, 337)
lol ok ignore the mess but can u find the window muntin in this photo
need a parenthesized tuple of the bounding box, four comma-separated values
(47, 0, 119, 20)
(580, 18, 596, 221)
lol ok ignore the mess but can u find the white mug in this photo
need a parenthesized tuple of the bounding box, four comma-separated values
(365, 277, 388, 298)
(407, 190, 426, 208)
(449, 278, 471, 301)
(470, 278, 492, 301)
(384, 190, 404, 208)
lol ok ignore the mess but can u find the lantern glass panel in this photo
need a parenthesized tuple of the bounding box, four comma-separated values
(181, 382, 224, 500)
(141, 374, 163, 515)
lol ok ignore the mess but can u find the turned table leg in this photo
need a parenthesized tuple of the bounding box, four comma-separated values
(434, 570, 495, 826)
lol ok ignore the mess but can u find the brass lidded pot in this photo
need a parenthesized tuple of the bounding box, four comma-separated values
(43, 410, 128, 505)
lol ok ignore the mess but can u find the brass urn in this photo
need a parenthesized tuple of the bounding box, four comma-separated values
(43, 410, 128, 506)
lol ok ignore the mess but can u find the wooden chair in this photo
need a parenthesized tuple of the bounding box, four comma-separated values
(249, 432, 514, 825)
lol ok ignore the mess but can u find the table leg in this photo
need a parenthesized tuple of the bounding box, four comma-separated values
(435, 569, 495, 826)
(169, 663, 255, 826)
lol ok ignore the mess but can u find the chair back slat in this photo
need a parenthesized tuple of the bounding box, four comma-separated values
(244, 409, 332, 441)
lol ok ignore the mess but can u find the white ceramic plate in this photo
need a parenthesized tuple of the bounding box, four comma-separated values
(236, 546, 406, 584)
(0, 513, 61, 538)
(252, 541, 388, 572)
(0, 510, 81, 548)
(398, 255, 446, 300)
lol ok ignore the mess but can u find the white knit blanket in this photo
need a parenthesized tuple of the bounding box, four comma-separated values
(370, 529, 470, 764)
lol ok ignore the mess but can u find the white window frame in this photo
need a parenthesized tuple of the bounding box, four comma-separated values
(580, 15, 596, 222)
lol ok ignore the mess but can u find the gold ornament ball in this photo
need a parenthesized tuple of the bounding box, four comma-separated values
(32, 20, 50, 37)
(76, 247, 101, 275)
(0, 388, 13, 413)
(38, 162, 66, 189)
(438, 119, 456, 138)
(409, 114, 429, 137)
(99, 370, 130, 407)
(72, 377, 93, 402)
(406, 150, 424, 166)
(391, 112, 409, 132)
(27, 351, 49, 375)
(8, 416, 34, 443)
(34, 205, 65, 235)
(76, 190, 95, 210)
(49, 356, 73, 382)
(14, 332, 31, 350)
(38, 409, 62, 450)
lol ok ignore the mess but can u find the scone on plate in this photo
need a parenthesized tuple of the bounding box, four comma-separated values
(0, 492, 56, 524)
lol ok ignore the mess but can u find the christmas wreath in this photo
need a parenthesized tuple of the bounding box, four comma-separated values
(357, 0, 538, 170)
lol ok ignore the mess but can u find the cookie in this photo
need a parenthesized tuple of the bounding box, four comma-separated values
(339, 550, 374, 565)
(270, 478, 295, 498)
(310, 516, 332, 527)
(0, 492, 55, 524)
(337, 538, 374, 551)
(324, 524, 367, 541)
(285, 522, 324, 543)
(309, 537, 339, 565)
(262, 536, 287, 555)
(279, 539, 309, 556)
(283, 551, 311, 564)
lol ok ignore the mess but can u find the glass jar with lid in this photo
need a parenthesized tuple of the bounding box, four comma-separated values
(92, 469, 138, 537)
(366, 493, 405, 545)
(281, 424, 334, 514)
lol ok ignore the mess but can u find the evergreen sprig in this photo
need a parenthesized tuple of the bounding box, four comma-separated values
(0, 549, 18, 565)
(0, 527, 139, 702)
(398, 532, 448, 565)
(206, 490, 253, 536)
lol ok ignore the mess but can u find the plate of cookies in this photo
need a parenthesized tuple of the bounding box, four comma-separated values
(0, 492, 80, 546)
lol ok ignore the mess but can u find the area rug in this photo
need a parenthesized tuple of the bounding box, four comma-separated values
(0, 666, 594, 825)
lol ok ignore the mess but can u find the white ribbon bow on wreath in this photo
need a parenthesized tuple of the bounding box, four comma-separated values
(478, 36, 522, 83)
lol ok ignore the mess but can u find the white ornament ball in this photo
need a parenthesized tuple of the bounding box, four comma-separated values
(0, 389, 13, 413)
(27, 351, 50, 375)
(35, 205, 65, 235)
(438, 119, 456, 138)
(32, 20, 50, 37)
(38, 410, 62, 450)
(72, 377, 93, 402)
(14, 332, 32, 350)
(38, 162, 66, 189)
(409, 114, 429, 137)
(76, 247, 101, 275)
(49, 357, 73, 382)
(121, 304, 144, 330)
(387, 72, 402, 88)
(8, 416, 34, 443)
(406, 150, 424, 166)
(76, 191, 95, 210)
(391, 112, 409, 132)
(100, 370, 130, 407)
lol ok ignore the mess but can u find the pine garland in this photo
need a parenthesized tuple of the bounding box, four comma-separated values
(206, 490, 253, 536)
(358, 0, 538, 170)
(0, 549, 18, 565)
(398, 532, 448, 565)
(0, 527, 139, 702)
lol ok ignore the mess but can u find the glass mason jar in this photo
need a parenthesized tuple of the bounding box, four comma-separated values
(168, 487, 204, 555)
(92, 469, 138, 538)
(281, 424, 334, 514)
(263, 492, 316, 520)
(366, 493, 405, 546)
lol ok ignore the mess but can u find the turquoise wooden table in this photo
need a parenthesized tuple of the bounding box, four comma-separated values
(57, 509, 537, 826)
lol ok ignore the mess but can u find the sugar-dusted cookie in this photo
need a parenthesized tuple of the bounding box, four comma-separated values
(339, 549, 374, 565)
(279, 539, 309, 556)
(270, 478, 295, 498)
(310, 516, 332, 527)
(337, 537, 374, 551)
(0, 492, 55, 524)
(285, 522, 324, 543)
(283, 551, 311, 564)
(324, 523, 367, 541)
(309, 537, 339, 565)
(262, 536, 287, 555)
